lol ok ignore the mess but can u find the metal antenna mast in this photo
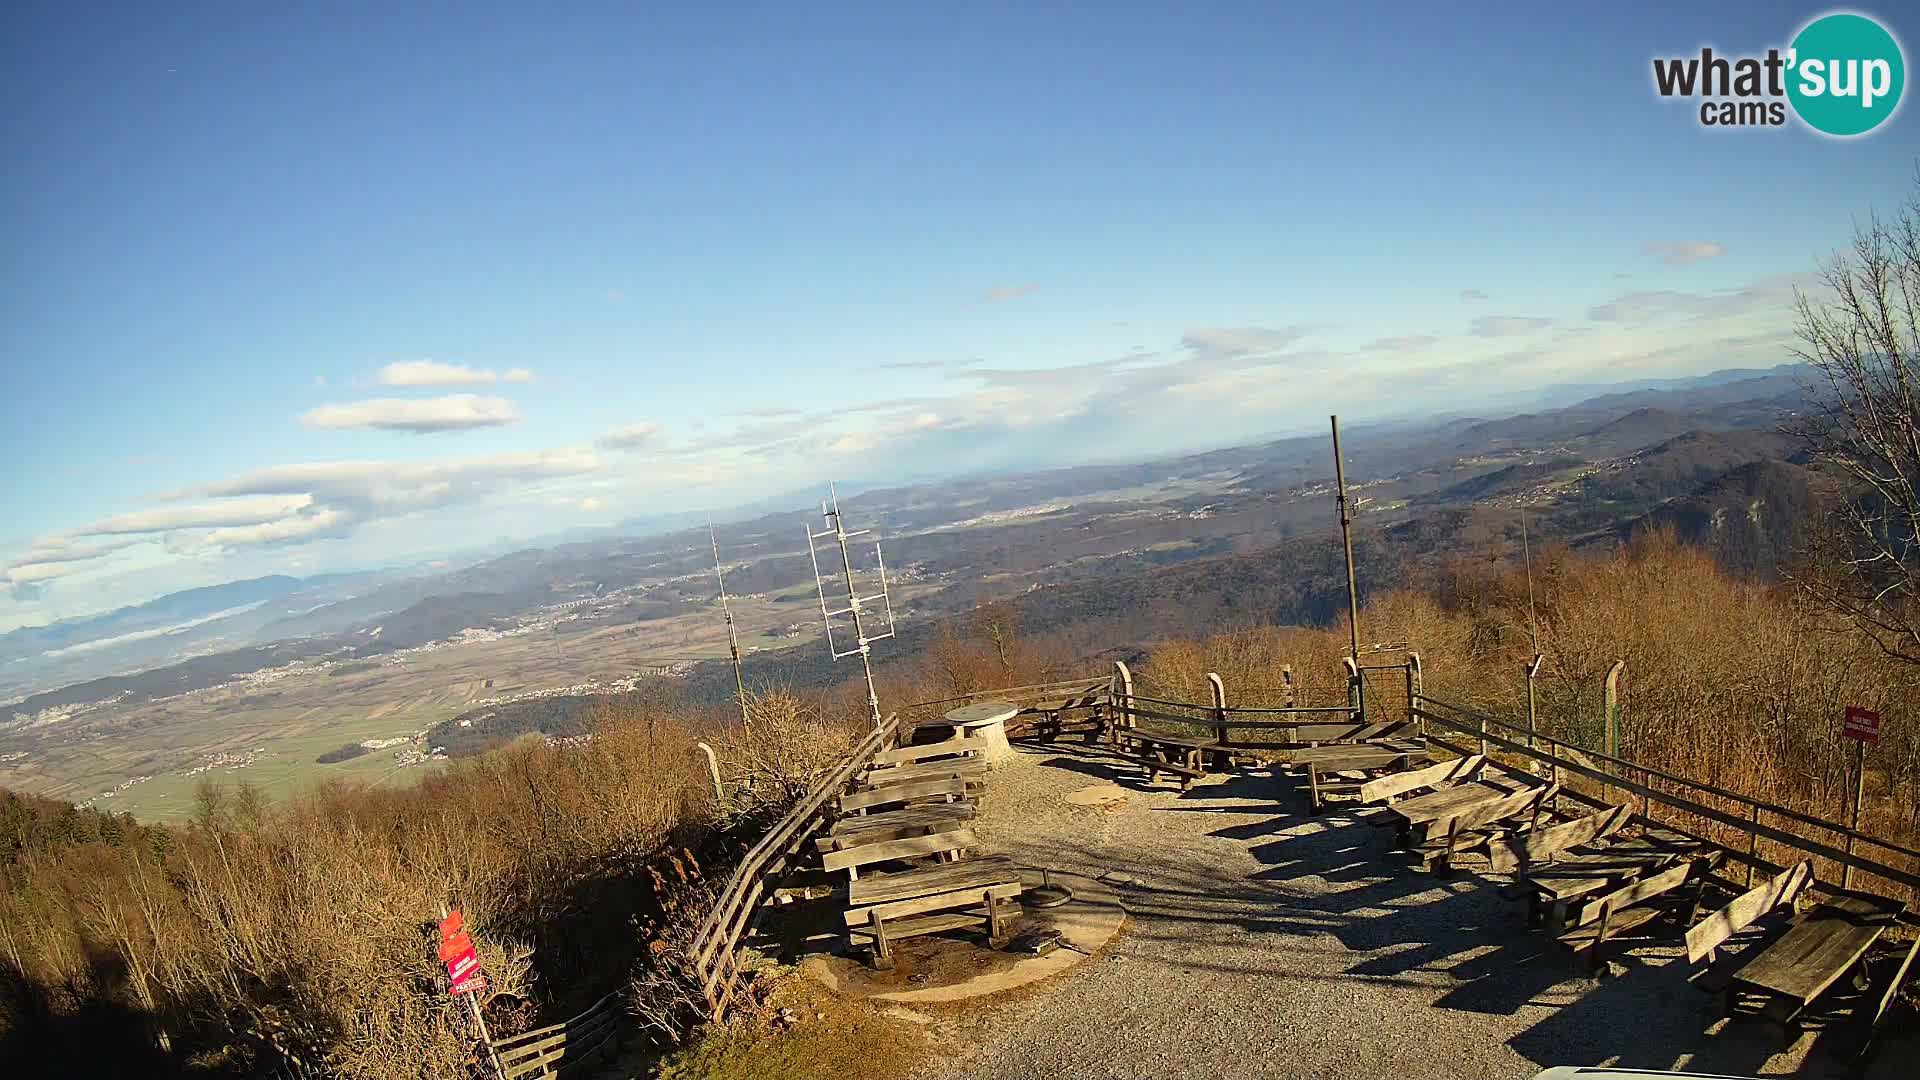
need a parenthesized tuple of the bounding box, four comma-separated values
(1330, 416, 1363, 664)
(806, 482, 896, 730)
(710, 523, 751, 730)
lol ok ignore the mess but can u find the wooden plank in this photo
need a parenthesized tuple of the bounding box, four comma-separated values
(860, 759, 987, 788)
(1383, 778, 1516, 827)
(1686, 860, 1812, 964)
(1558, 904, 1663, 951)
(1291, 739, 1425, 767)
(1729, 895, 1899, 1007)
(819, 805, 975, 852)
(839, 776, 970, 814)
(1862, 934, 1920, 1056)
(1490, 804, 1633, 874)
(1301, 746, 1424, 773)
(848, 854, 1021, 908)
(871, 738, 984, 767)
(1121, 729, 1220, 751)
(823, 828, 978, 874)
(847, 910, 986, 943)
(1357, 755, 1484, 805)
(1570, 859, 1694, 928)
(847, 878, 1023, 925)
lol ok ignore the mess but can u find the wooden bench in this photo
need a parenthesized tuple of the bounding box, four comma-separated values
(1294, 741, 1431, 814)
(816, 803, 978, 854)
(1685, 860, 1813, 998)
(839, 775, 972, 816)
(1356, 754, 1485, 808)
(1489, 803, 1633, 875)
(1723, 890, 1906, 1031)
(1115, 729, 1223, 789)
(836, 836, 1025, 969)
(1410, 782, 1558, 872)
(1554, 851, 1721, 972)
(858, 757, 989, 790)
(1518, 833, 1704, 931)
(1022, 691, 1108, 743)
(1376, 772, 1524, 849)
(869, 737, 985, 769)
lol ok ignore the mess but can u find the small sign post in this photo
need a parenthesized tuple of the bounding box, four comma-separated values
(1841, 707, 1883, 889)
(439, 907, 501, 1078)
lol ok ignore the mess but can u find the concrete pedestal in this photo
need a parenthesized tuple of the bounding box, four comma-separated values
(944, 701, 1019, 767)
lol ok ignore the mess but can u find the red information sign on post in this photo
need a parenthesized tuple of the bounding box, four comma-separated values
(1844, 706, 1882, 744)
(438, 909, 486, 996)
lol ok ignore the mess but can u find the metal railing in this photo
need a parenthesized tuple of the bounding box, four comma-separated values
(1413, 694, 1920, 897)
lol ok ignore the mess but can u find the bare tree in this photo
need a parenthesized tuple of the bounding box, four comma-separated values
(1789, 177, 1920, 665)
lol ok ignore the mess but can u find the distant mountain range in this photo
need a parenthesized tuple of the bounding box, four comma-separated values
(1, 362, 1814, 707)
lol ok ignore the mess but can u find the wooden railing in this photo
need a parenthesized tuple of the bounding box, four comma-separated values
(900, 676, 1112, 736)
(489, 992, 622, 1079)
(688, 713, 902, 1022)
(1411, 694, 1920, 899)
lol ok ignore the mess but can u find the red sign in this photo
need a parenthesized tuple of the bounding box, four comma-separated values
(1844, 706, 1882, 744)
(438, 909, 485, 997)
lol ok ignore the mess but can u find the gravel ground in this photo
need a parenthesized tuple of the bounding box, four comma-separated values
(909, 741, 1870, 1080)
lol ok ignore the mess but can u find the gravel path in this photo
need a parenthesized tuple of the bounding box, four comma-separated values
(912, 742, 1847, 1080)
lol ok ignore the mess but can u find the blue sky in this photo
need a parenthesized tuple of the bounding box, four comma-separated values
(2, 1, 1915, 628)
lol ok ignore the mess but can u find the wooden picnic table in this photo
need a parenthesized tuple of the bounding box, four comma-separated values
(1727, 895, 1903, 1024)
(1290, 739, 1426, 770)
(859, 757, 988, 789)
(1294, 742, 1431, 814)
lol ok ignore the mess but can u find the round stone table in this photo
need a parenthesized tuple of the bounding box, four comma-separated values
(944, 700, 1019, 767)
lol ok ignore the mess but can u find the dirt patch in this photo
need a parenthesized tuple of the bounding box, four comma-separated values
(1062, 783, 1128, 807)
(649, 977, 937, 1080)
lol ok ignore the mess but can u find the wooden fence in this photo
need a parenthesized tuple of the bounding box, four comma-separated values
(899, 676, 1112, 737)
(688, 714, 902, 1022)
(488, 992, 622, 1079)
(1412, 693, 1920, 901)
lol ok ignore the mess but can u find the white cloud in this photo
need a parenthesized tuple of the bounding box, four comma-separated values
(1460, 289, 1489, 301)
(599, 422, 660, 449)
(1364, 334, 1438, 352)
(579, 497, 605, 512)
(982, 284, 1039, 303)
(301, 394, 521, 433)
(1642, 241, 1727, 267)
(1470, 315, 1555, 338)
(376, 360, 537, 386)
(1587, 275, 1800, 324)
(73, 495, 315, 537)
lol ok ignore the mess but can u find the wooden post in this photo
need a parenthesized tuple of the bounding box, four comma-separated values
(1281, 664, 1296, 709)
(1746, 802, 1760, 888)
(1404, 653, 1423, 732)
(695, 742, 726, 807)
(1112, 661, 1135, 743)
(1524, 654, 1545, 751)
(1342, 657, 1361, 721)
(1604, 660, 1625, 760)
(1206, 672, 1227, 747)
(1479, 714, 1488, 759)
(1844, 738, 1866, 889)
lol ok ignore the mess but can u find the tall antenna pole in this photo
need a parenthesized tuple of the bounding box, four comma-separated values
(1330, 416, 1363, 663)
(710, 523, 751, 731)
(1331, 416, 1365, 721)
(807, 482, 896, 731)
(1520, 507, 1540, 653)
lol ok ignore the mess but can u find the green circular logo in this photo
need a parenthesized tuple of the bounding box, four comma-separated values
(1787, 13, 1905, 136)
